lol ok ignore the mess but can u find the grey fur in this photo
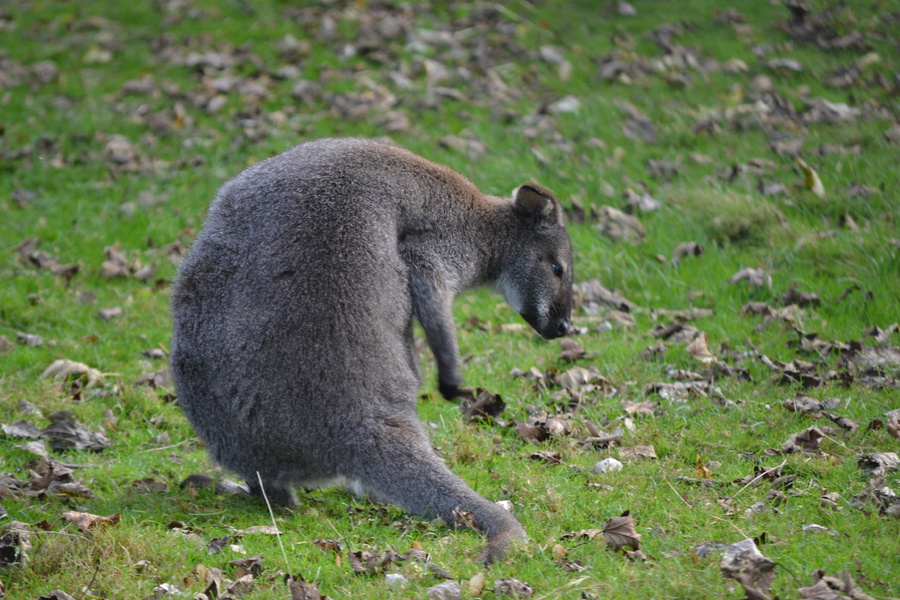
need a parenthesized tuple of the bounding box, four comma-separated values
(169, 137, 573, 563)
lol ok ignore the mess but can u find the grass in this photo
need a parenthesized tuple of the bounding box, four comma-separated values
(2, 0, 899, 598)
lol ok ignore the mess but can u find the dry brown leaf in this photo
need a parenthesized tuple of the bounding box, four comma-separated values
(40, 419, 112, 452)
(597, 206, 646, 244)
(41, 359, 104, 389)
(2, 420, 41, 439)
(729, 267, 772, 288)
(61, 511, 121, 533)
(686, 332, 716, 364)
(782, 287, 821, 307)
(796, 157, 826, 197)
(559, 338, 586, 362)
(619, 445, 657, 460)
(784, 394, 840, 414)
(460, 388, 506, 422)
(560, 528, 603, 542)
(515, 421, 548, 445)
(887, 421, 899, 441)
(289, 578, 328, 600)
(781, 427, 825, 453)
(313, 539, 342, 554)
(856, 452, 899, 477)
(720, 538, 776, 600)
(799, 569, 876, 600)
(822, 412, 858, 434)
(622, 400, 658, 417)
(603, 510, 641, 551)
(0, 521, 32, 568)
(528, 451, 562, 465)
(671, 241, 703, 265)
(35, 591, 76, 600)
(494, 578, 533, 599)
(574, 279, 636, 312)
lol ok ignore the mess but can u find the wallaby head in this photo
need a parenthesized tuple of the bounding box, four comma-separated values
(498, 183, 573, 339)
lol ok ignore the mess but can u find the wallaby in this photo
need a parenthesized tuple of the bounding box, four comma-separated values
(169, 137, 573, 563)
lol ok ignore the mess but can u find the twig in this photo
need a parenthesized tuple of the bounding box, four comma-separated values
(255, 472, 294, 580)
(729, 459, 787, 501)
(78, 558, 102, 600)
(662, 477, 693, 508)
(136, 439, 192, 453)
(819, 432, 850, 451)
(709, 515, 750, 539)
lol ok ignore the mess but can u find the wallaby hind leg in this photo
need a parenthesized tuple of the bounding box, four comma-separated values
(351, 422, 526, 564)
(246, 475, 297, 506)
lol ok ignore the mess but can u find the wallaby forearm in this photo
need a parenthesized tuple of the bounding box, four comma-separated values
(408, 267, 463, 398)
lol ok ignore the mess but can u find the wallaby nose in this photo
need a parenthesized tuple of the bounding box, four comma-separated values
(557, 319, 569, 337)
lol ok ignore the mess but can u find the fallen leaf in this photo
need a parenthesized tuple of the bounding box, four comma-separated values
(41, 359, 104, 389)
(40, 419, 112, 451)
(623, 188, 662, 212)
(782, 287, 820, 307)
(460, 388, 506, 422)
(621, 400, 658, 417)
(494, 578, 534, 599)
(597, 206, 646, 244)
(781, 427, 825, 453)
(784, 394, 840, 414)
(312, 539, 341, 554)
(0, 521, 32, 567)
(649, 322, 699, 344)
(515, 421, 548, 444)
(856, 452, 899, 477)
(720, 538, 776, 599)
(686, 332, 716, 364)
(2, 420, 41, 439)
(61, 511, 121, 533)
(131, 478, 167, 494)
(37, 591, 76, 600)
(289, 578, 328, 600)
(821, 412, 858, 434)
(97, 306, 124, 321)
(603, 510, 641, 551)
(729, 267, 772, 288)
(799, 569, 876, 600)
(622, 117, 657, 143)
(574, 279, 636, 312)
(559, 338, 586, 362)
(796, 157, 825, 197)
(560, 528, 603, 542)
(528, 451, 562, 465)
(619, 446, 657, 460)
(671, 241, 703, 265)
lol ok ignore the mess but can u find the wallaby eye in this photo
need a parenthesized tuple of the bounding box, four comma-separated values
(550, 261, 564, 278)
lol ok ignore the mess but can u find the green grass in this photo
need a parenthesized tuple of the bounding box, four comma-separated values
(2, 0, 899, 598)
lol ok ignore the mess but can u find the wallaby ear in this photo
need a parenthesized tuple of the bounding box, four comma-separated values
(513, 183, 563, 229)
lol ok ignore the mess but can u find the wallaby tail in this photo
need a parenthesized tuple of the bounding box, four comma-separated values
(348, 421, 526, 564)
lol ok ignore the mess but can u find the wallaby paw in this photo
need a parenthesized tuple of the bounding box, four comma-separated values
(439, 380, 473, 401)
(477, 527, 528, 565)
(246, 478, 297, 506)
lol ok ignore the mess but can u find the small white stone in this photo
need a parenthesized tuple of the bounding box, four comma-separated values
(592, 458, 624, 474)
(385, 573, 408, 587)
(427, 580, 462, 600)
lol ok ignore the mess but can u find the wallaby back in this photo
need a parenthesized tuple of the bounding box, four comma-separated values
(170, 137, 573, 563)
